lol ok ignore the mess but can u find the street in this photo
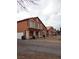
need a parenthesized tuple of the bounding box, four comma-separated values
(17, 36, 61, 59)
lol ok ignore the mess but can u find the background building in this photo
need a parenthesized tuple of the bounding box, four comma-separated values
(47, 26, 57, 37)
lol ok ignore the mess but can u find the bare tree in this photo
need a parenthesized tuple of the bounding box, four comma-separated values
(17, 0, 40, 12)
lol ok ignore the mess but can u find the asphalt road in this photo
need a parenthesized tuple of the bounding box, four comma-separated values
(17, 39, 61, 56)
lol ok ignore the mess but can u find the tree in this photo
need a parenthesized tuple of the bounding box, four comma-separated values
(56, 27, 61, 35)
(17, 0, 40, 12)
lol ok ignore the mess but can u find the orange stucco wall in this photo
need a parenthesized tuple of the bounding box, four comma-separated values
(17, 20, 29, 32)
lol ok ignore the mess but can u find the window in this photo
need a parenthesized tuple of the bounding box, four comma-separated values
(40, 24, 42, 29)
(29, 19, 40, 29)
(29, 20, 33, 28)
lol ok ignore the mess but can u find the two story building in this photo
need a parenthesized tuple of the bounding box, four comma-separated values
(17, 17, 47, 39)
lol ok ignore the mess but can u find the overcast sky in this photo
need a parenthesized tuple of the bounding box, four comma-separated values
(17, 0, 61, 30)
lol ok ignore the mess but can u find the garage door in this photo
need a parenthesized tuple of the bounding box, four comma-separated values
(17, 32, 23, 39)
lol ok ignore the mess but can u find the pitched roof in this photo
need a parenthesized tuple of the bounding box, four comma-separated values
(17, 17, 47, 29)
(17, 17, 36, 23)
(46, 26, 54, 30)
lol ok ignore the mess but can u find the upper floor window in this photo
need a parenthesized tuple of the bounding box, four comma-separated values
(29, 20, 39, 29)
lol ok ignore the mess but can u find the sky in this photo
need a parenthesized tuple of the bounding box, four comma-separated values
(17, 0, 61, 30)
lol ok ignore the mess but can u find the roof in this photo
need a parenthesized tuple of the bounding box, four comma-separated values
(17, 17, 36, 23)
(46, 26, 54, 30)
(17, 17, 47, 29)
